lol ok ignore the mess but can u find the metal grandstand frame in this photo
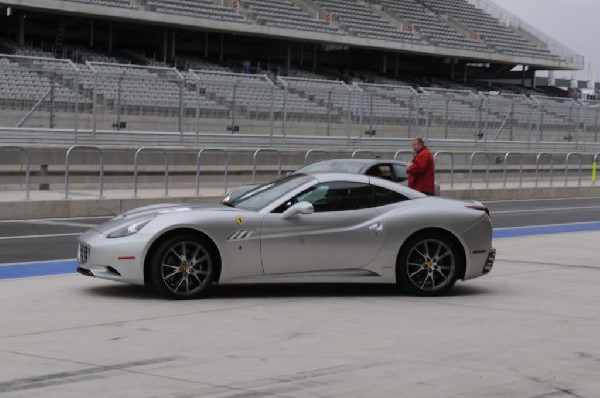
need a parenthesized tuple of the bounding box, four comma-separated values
(1, 57, 600, 150)
(468, 0, 584, 65)
(0, 54, 80, 133)
(86, 61, 186, 141)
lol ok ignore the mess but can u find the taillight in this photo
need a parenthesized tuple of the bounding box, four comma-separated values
(466, 205, 490, 217)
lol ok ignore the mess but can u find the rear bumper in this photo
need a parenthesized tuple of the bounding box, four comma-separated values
(483, 248, 496, 274)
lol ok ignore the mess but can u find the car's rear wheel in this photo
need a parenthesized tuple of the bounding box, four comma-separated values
(396, 232, 461, 296)
(150, 234, 216, 299)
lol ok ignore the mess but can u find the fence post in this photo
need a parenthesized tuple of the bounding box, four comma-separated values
(564, 152, 583, 187)
(252, 149, 282, 184)
(0, 146, 31, 200)
(433, 151, 455, 189)
(65, 145, 104, 199)
(503, 152, 523, 188)
(304, 149, 330, 165)
(133, 147, 169, 198)
(196, 148, 229, 195)
(535, 153, 554, 187)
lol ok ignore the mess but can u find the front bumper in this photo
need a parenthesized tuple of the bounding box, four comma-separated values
(77, 229, 150, 285)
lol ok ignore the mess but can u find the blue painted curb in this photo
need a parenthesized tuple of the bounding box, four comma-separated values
(0, 260, 78, 280)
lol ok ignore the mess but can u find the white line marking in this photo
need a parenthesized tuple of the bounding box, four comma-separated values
(26, 220, 97, 228)
(485, 196, 600, 204)
(0, 258, 76, 267)
(494, 220, 600, 231)
(0, 233, 82, 241)
(492, 205, 600, 214)
(0, 216, 110, 223)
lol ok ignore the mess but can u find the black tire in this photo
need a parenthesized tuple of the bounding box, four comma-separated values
(149, 234, 217, 299)
(396, 232, 462, 296)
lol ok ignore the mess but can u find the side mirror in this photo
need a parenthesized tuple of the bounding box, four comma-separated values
(281, 201, 314, 220)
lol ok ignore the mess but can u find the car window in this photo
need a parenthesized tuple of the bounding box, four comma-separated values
(299, 161, 364, 174)
(235, 174, 315, 211)
(273, 181, 374, 213)
(393, 164, 408, 182)
(367, 165, 394, 181)
(374, 186, 410, 206)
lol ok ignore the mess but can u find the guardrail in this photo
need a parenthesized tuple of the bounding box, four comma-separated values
(196, 148, 229, 196)
(503, 152, 523, 188)
(433, 152, 455, 188)
(4, 148, 599, 200)
(565, 153, 583, 187)
(535, 153, 555, 187)
(133, 147, 169, 198)
(304, 149, 330, 165)
(64, 146, 104, 199)
(0, 146, 31, 200)
(251, 149, 282, 184)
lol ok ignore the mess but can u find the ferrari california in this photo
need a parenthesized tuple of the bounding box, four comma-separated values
(77, 173, 495, 299)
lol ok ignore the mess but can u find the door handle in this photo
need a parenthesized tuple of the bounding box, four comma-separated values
(368, 223, 383, 231)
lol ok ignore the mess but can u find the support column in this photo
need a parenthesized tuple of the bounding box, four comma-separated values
(171, 31, 176, 64)
(18, 15, 25, 46)
(108, 20, 113, 54)
(162, 30, 168, 63)
(219, 33, 224, 63)
(89, 19, 94, 47)
(287, 44, 291, 74)
(313, 45, 317, 71)
(204, 32, 209, 58)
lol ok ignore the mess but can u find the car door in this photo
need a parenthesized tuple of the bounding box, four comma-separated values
(260, 181, 385, 275)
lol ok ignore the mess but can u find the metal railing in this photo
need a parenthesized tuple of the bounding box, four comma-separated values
(0, 146, 31, 200)
(251, 149, 282, 184)
(4, 147, 600, 200)
(64, 145, 104, 199)
(133, 147, 170, 197)
(196, 148, 229, 195)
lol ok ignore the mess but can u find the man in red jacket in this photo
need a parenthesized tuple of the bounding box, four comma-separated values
(406, 137, 435, 195)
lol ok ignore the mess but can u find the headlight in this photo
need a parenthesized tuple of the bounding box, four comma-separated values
(107, 218, 153, 238)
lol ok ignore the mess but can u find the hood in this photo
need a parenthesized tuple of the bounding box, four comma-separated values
(116, 202, 224, 219)
(93, 202, 234, 235)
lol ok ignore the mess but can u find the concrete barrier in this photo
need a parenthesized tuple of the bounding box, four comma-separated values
(1, 185, 598, 220)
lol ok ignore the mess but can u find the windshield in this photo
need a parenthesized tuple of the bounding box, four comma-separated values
(299, 160, 364, 174)
(234, 174, 316, 211)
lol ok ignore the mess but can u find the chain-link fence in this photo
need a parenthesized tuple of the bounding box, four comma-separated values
(2, 54, 600, 149)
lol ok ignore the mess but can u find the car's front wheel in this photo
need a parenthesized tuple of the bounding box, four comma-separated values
(149, 234, 217, 299)
(396, 232, 462, 296)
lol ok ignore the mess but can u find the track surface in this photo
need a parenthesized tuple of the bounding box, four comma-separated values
(0, 197, 599, 265)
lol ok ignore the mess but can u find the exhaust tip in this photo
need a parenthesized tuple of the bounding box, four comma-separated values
(77, 266, 94, 277)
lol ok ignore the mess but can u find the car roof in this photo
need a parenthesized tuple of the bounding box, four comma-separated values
(299, 172, 424, 199)
(300, 158, 408, 173)
(313, 158, 408, 165)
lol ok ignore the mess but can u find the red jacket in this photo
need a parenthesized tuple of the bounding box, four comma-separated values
(407, 146, 435, 195)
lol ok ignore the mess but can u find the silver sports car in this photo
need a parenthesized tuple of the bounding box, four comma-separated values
(77, 173, 495, 299)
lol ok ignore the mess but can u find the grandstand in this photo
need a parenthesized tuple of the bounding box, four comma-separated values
(0, 0, 594, 149)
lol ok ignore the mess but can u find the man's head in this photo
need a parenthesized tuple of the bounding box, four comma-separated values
(411, 137, 425, 152)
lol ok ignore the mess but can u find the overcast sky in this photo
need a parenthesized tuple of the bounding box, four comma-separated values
(491, 0, 596, 80)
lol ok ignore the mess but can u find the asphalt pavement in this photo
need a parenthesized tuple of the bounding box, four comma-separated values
(1, 197, 600, 397)
(1, 230, 599, 397)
